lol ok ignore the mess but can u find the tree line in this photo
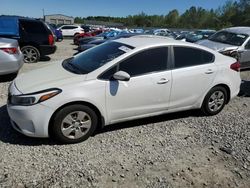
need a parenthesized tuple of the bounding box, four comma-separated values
(75, 0, 250, 29)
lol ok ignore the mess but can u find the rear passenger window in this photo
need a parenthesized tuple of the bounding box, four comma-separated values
(174, 47, 214, 69)
(20, 21, 47, 34)
(119, 47, 168, 77)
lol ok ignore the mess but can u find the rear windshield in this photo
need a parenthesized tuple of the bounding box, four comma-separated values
(63, 41, 135, 74)
(209, 31, 248, 46)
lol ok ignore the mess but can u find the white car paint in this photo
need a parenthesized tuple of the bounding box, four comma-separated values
(7, 36, 241, 138)
(58, 25, 84, 36)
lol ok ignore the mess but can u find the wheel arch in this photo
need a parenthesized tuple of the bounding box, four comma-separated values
(207, 84, 231, 104)
(48, 101, 105, 137)
(19, 42, 41, 53)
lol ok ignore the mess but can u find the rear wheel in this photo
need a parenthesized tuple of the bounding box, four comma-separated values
(201, 86, 228, 116)
(21, 46, 40, 63)
(51, 104, 98, 144)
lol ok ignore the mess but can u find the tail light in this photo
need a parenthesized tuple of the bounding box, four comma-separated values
(0, 48, 18, 54)
(230, 61, 240, 72)
(48, 34, 54, 46)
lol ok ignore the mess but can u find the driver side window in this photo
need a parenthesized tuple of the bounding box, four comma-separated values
(99, 47, 169, 80)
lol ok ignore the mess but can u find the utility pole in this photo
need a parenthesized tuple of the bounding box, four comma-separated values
(42, 9, 45, 21)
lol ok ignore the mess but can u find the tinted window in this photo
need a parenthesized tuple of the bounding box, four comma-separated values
(63, 41, 134, 74)
(119, 47, 168, 77)
(61, 26, 77, 30)
(209, 31, 248, 46)
(99, 66, 118, 80)
(174, 47, 214, 69)
(20, 20, 47, 34)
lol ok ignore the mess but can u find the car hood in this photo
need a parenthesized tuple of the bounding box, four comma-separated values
(197, 39, 239, 52)
(14, 61, 86, 94)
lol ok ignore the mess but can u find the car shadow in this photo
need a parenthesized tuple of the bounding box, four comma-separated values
(0, 104, 201, 146)
(95, 110, 200, 136)
(0, 73, 17, 83)
(39, 56, 51, 62)
(238, 80, 250, 97)
(0, 105, 56, 146)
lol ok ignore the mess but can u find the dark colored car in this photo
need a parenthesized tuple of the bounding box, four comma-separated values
(48, 23, 63, 42)
(80, 25, 91, 32)
(73, 29, 104, 45)
(0, 16, 56, 63)
(78, 33, 142, 52)
(185, 30, 216, 43)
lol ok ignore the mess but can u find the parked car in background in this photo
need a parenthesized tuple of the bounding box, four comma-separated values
(80, 25, 91, 32)
(73, 29, 103, 45)
(129, 29, 144, 33)
(78, 33, 142, 52)
(57, 25, 84, 37)
(0, 38, 23, 75)
(7, 36, 241, 143)
(0, 16, 56, 63)
(78, 39, 106, 52)
(197, 27, 250, 69)
(154, 31, 177, 39)
(78, 36, 105, 47)
(175, 31, 192, 40)
(185, 30, 216, 43)
(47, 23, 63, 42)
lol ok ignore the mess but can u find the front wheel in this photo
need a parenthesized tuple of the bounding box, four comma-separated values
(201, 86, 228, 116)
(51, 105, 98, 144)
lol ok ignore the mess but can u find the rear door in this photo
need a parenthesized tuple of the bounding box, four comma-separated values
(169, 46, 217, 109)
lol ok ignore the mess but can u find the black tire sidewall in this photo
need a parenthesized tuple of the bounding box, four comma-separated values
(52, 105, 98, 144)
(202, 86, 227, 116)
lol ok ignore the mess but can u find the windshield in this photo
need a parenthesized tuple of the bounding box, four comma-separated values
(209, 31, 248, 46)
(63, 41, 134, 74)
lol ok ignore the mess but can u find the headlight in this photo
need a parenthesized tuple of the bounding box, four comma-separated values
(9, 88, 62, 106)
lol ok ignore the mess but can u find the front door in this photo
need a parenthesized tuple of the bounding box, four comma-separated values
(104, 47, 172, 123)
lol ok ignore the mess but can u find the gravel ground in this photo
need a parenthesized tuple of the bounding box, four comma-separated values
(0, 39, 250, 188)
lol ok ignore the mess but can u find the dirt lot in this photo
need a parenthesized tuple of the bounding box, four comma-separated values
(0, 39, 250, 188)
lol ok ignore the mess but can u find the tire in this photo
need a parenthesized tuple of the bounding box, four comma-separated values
(74, 33, 79, 37)
(21, 45, 40, 63)
(201, 86, 228, 116)
(51, 104, 98, 144)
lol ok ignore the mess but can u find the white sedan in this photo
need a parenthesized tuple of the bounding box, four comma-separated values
(7, 36, 241, 143)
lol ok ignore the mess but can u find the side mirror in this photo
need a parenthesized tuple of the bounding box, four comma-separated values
(113, 71, 130, 81)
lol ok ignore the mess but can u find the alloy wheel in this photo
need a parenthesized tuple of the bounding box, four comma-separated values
(61, 111, 92, 140)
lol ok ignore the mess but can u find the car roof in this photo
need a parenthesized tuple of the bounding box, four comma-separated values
(222, 27, 250, 35)
(113, 35, 210, 50)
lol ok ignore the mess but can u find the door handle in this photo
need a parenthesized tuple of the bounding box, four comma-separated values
(157, 78, 169, 84)
(205, 69, 214, 74)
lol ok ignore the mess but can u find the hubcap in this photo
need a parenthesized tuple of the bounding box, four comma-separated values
(22, 48, 38, 63)
(208, 91, 225, 112)
(61, 111, 92, 140)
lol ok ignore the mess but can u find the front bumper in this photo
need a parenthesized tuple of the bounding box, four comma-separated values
(7, 103, 54, 138)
